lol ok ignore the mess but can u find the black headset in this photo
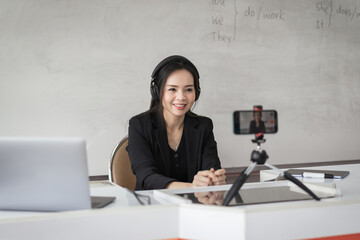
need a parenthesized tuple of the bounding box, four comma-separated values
(150, 55, 200, 101)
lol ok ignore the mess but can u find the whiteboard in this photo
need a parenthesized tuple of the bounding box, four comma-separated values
(1, 0, 359, 176)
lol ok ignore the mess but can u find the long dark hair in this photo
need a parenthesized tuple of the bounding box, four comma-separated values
(147, 56, 201, 123)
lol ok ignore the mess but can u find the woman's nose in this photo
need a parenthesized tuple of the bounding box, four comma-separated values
(176, 91, 186, 100)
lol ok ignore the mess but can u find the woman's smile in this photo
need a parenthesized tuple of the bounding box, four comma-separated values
(173, 103, 187, 110)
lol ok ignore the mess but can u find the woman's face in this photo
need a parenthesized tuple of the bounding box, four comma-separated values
(162, 69, 196, 120)
(254, 112, 261, 122)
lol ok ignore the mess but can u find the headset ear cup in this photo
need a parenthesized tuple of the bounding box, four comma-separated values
(195, 87, 201, 101)
(150, 81, 160, 101)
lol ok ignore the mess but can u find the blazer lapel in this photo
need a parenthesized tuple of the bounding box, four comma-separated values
(184, 115, 201, 181)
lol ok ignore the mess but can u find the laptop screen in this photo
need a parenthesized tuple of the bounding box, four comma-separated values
(0, 137, 92, 211)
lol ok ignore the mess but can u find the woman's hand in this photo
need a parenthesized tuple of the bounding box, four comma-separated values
(192, 168, 227, 187)
(210, 168, 227, 185)
(192, 170, 216, 187)
(167, 168, 226, 189)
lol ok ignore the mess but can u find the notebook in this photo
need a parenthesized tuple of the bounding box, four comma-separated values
(0, 137, 115, 212)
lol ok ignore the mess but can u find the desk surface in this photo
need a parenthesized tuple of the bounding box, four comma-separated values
(1, 163, 360, 240)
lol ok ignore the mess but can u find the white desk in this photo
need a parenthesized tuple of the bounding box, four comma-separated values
(1, 164, 360, 240)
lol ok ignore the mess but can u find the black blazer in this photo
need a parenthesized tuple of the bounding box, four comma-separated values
(127, 112, 221, 190)
(249, 120, 266, 134)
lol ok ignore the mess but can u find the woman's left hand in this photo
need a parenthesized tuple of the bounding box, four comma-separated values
(209, 168, 227, 185)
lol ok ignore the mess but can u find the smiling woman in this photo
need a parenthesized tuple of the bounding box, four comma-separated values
(126, 55, 227, 190)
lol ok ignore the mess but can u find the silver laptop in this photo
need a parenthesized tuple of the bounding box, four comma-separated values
(0, 137, 114, 211)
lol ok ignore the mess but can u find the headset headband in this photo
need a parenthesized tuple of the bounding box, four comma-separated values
(151, 55, 200, 81)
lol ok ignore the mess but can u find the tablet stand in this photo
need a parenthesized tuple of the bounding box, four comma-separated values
(222, 134, 320, 206)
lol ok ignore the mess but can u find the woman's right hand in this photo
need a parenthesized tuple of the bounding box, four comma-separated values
(192, 170, 216, 187)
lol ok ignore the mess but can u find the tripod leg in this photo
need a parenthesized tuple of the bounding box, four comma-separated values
(222, 172, 249, 206)
(284, 171, 320, 201)
(222, 162, 257, 206)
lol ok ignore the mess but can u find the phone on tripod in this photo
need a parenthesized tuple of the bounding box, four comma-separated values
(223, 108, 321, 206)
(233, 110, 278, 134)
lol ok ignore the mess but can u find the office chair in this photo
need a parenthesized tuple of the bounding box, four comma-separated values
(109, 136, 136, 190)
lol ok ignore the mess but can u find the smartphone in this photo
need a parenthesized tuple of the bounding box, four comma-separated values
(233, 110, 278, 134)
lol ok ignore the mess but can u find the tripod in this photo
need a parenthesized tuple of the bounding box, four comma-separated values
(222, 134, 320, 206)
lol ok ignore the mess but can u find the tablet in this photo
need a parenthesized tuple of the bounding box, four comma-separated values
(176, 181, 335, 206)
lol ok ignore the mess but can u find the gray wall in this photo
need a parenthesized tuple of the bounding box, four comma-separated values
(1, 0, 359, 175)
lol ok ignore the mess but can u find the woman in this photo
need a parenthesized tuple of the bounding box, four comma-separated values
(127, 55, 226, 190)
(249, 111, 266, 134)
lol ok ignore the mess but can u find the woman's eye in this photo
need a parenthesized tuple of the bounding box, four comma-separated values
(185, 88, 193, 92)
(168, 88, 176, 92)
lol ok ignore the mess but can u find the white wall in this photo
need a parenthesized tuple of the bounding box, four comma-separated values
(1, 0, 359, 175)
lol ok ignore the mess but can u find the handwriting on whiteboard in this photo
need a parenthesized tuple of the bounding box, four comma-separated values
(316, 0, 360, 29)
(210, 0, 360, 46)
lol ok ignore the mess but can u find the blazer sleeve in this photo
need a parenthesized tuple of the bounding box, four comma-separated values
(127, 116, 176, 190)
(200, 118, 222, 171)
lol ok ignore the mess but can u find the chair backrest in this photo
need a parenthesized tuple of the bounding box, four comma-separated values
(109, 136, 136, 190)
